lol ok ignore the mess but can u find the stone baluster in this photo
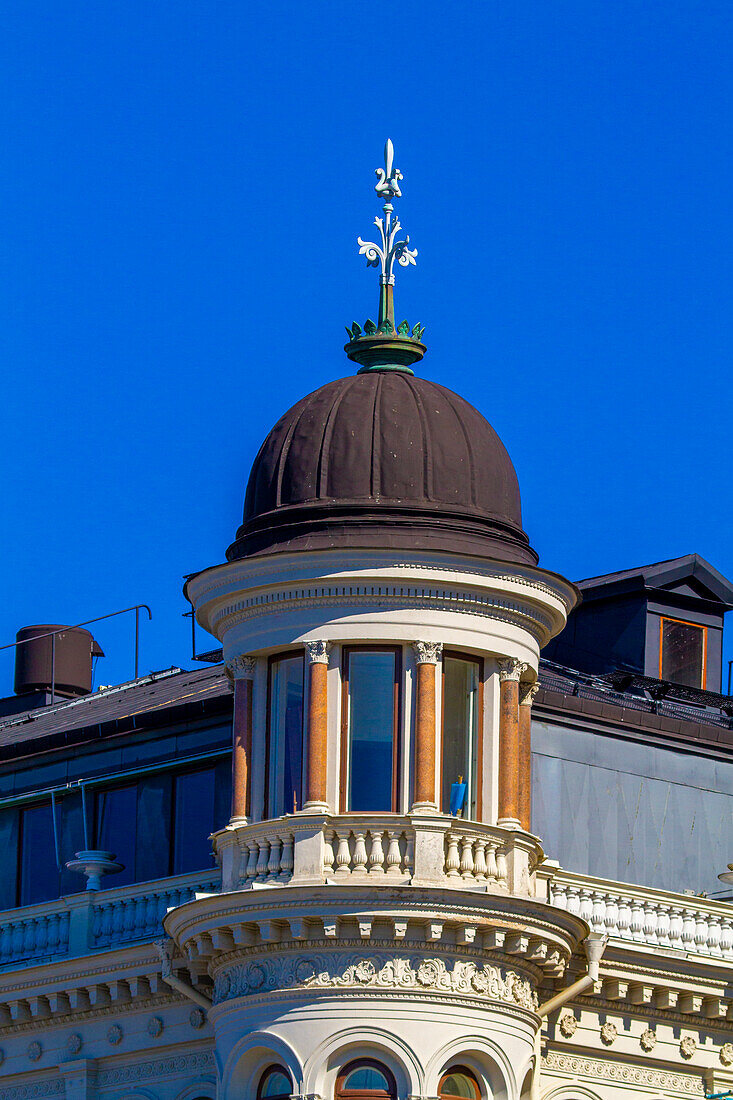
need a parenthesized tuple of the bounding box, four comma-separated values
(256, 840, 270, 881)
(668, 907, 683, 949)
(473, 838, 488, 881)
(460, 836, 475, 879)
(604, 894, 619, 937)
(268, 836, 282, 878)
(719, 918, 733, 958)
(386, 831, 402, 876)
(368, 830, 385, 874)
(495, 847, 508, 885)
(518, 680, 539, 831)
(411, 642, 443, 811)
(225, 654, 257, 824)
(445, 833, 461, 877)
(707, 915, 722, 955)
(280, 833, 294, 880)
(656, 904, 671, 947)
(323, 830, 336, 876)
(497, 659, 528, 826)
(304, 641, 332, 811)
(681, 909, 696, 951)
(485, 841, 499, 882)
(245, 841, 259, 881)
(643, 902, 659, 945)
(334, 831, 351, 876)
(695, 913, 709, 954)
(352, 833, 368, 873)
(591, 891, 607, 933)
(616, 896, 632, 940)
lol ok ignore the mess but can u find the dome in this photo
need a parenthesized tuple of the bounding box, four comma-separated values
(227, 371, 538, 565)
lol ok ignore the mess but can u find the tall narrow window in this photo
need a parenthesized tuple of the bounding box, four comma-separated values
(267, 653, 305, 817)
(342, 648, 400, 812)
(441, 655, 481, 820)
(660, 617, 707, 689)
(19, 802, 59, 906)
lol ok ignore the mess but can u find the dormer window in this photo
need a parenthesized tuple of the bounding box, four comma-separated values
(660, 617, 707, 689)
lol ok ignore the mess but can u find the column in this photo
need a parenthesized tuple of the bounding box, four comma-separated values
(226, 655, 257, 824)
(497, 657, 528, 826)
(518, 680, 539, 832)
(304, 640, 332, 811)
(411, 641, 443, 812)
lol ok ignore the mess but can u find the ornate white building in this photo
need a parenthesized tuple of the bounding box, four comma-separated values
(0, 142, 730, 1100)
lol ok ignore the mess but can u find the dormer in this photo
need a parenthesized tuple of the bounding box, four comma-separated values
(544, 553, 733, 692)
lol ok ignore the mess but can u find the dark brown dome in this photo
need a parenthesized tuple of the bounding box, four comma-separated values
(227, 371, 537, 565)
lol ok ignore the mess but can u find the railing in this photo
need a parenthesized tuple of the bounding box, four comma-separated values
(550, 869, 733, 960)
(216, 813, 540, 896)
(0, 867, 221, 972)
(92, 870, 220, 948)
(444, 826, 509, 888)
(0, 902, 70, 969)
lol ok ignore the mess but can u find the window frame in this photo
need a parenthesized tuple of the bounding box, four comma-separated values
(438, 1065, 482, 1100)
(339, 645, 402, 813)
(439, 651, 484, 821)
(265, 648, 306, 818)
(336, 1058, 397, 1099)
(256, 1063, 293, 1100)
(658, 616, 708, 689)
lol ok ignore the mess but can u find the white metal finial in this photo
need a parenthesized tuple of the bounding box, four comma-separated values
(357, 139, 417, 297)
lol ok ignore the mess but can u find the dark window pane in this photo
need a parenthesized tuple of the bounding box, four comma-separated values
(268, 656, 304, 816)
(259, 1067, 292, 1097)
(343, 1064, 391, 1089)
(0, 808, 19, 909)
(137, 774, 172, 882)
(96, 785, 137, 887)
(347, 651, 396, 812)
(661, 619, 705, 688)
(58, 790, 86, 896)
(174, 768, 216, 874)
(442, 658, 479, 818)
(20, 803, 59, 905)
(213, 756, 231, 833)
(440, 1070, 479, 1098)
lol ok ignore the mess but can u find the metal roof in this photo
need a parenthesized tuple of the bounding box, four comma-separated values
(0, 664, 230, 756)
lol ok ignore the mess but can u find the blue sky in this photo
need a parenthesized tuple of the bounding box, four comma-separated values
(1, 2, 732, 689)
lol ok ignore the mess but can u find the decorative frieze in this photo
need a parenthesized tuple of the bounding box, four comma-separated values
(95, 1050, 215, 1087)
(213, 951, 538, 1011)
(542, 1051, 701, 1094)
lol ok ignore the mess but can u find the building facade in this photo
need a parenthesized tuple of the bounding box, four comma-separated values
(0, 144, 730, 1100)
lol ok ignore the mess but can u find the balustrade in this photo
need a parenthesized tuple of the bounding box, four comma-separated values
(443, 828, 509, 887)
(92, 872, 220, 948)
(550, 871, 733, 960)
(0, 908, 70, 968)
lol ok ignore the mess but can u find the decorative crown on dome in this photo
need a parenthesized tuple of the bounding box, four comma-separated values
(345, 139, 426, 375)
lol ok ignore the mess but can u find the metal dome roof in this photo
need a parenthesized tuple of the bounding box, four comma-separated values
(227, 371, 537, 565)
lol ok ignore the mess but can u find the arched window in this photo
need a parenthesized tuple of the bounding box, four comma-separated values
(439, 1066, 481, 1099)
(336, 1059, 397, 1099)
(257, 1064, 292, 1099)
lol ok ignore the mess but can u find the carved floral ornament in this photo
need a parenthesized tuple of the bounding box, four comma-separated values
(519, 680, 540, 706)
(559, 1013, 578, 1037)
(213, 951, 538, 1011)
(305, 639, 332, 665)
(498, 658, 529, 683)
(640, 1028, 657, 1052)
(600, 1022, 618, 1046)
(679, 1036, 697, 1060)
(720, 1043, 733, 1066)
(412, 641, 443, 665)
(225, 654, 257, 679)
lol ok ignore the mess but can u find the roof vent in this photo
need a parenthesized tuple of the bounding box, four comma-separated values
(14, 625, 104, 699)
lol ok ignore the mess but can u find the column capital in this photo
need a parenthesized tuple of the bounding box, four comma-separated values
(412, 640, 443, 665)
(305, 639, 332, 665)
(498, 657, 528, 683)
(225, 654, 257, 680)
(519, 680, 540, 706)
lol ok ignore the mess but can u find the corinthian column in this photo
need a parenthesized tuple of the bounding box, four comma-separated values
(225, 654, 257, 824)
(304, 640, 332, 812)
(411, 641, 443, 812)
(497, 658, 528, 827)
(518, 680, 539, 832)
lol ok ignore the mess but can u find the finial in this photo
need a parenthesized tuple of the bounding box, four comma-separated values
(345, 139, 426, 374)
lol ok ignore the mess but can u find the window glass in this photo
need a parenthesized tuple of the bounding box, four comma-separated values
(0, 808, 19, 909)
(442, 657, 480, 819)
(258, 1066, 292, 1097)
(343, 1066, 390, 1089)
(268, 655, 305, 816)
(95, 784, 137, 886)
(346, 650, 398, 812)
(661, 619, 706, 688)
(174, 768, 216, 874)
(440, 1068, 481, 1098)
(137, 773, 172, 882)
(20, 802, 59, 905)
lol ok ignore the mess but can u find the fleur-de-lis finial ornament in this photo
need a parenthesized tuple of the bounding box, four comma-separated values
(344, 140, 426, 375)
(357, 139, 418, 329)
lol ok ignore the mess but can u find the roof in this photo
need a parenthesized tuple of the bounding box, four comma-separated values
(0, 664, 230, 759)
(576, 554, 733, 608)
